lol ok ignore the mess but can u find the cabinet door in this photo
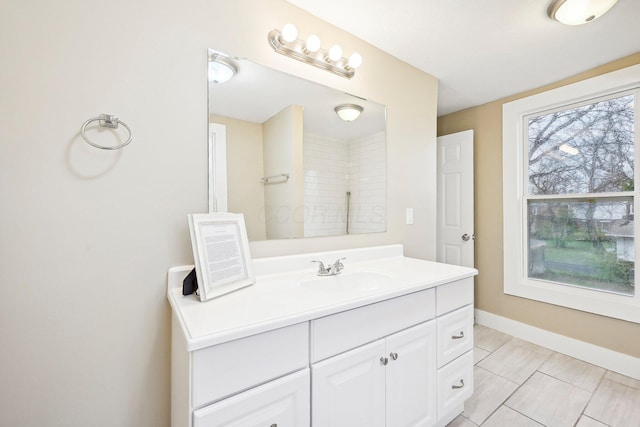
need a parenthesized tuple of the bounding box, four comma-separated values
(386, 321, 437, 427)
(312, 340, 386, 427)
(193, 369, 309, 427)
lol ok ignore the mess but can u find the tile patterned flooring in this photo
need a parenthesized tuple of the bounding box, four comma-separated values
(447, 325, 640, 427)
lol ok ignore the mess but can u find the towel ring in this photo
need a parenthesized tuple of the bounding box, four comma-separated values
(81, 114, 132, 150)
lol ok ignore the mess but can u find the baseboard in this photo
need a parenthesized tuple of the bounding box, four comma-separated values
(475, 309, 640, 381)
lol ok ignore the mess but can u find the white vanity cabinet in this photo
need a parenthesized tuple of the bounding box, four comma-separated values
(312, 321, 437, 427)
(170, 319, 309, 427)
(310, 287, 437, 427)
(168, 245, 478, 427)
(435, 278, 475, 423)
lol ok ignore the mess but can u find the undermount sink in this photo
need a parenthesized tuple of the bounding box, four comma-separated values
(299, 271, 392, 292)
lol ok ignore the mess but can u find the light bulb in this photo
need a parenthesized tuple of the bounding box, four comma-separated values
(348, 53, 363, 69)
(281, 23, 298, 42)
(328, 44, 343, 62)
(305, 34, 321, 53)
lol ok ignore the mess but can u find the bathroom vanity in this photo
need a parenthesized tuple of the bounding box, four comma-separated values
(168, 245, 477, 427)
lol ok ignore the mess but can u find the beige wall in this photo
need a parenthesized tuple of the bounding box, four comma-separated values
(0, 0, 437, 426)
(211, 114, 267, 240)
(262, 105, 305, 239)
(438, 52, 640, 358)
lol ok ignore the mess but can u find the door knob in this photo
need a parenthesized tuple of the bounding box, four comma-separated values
(462, 234, 470, 241)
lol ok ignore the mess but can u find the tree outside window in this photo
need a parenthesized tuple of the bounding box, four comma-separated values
(526, 93, 635, 296)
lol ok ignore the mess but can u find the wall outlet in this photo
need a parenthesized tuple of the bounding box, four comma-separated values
(406, 208, 414, 225)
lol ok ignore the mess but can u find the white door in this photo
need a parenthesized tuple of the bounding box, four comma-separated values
(385, 321, 437, 427)
(436, 130, 474, 267)
(312, 340, 386, 427)
(208, 123, 227, 213)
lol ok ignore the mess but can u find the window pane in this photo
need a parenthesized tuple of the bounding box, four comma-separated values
(528, 199, 634, 296)
(528, 94, 635, 195)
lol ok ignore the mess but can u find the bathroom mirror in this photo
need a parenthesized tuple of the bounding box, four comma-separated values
(208, 49, 386, 241)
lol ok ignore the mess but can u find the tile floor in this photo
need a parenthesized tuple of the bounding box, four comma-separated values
(447, 325, 640, 427)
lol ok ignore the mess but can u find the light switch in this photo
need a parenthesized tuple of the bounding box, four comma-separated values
(406, 208, 414, 225)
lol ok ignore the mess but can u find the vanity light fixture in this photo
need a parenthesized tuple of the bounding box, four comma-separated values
(268, 24, 362, 79)
(208, 52, 237, 83)
(548, 0, 618, 25)
(335, 104, 363, 122)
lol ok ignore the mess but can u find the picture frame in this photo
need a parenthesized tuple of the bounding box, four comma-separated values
(188, 212, 255, 301)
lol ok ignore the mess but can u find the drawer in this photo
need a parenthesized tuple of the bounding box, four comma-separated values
(437, 304, 474, 368)
(311, 288, 435, 362)
(436, 277, 473, 316)
(437, 350, 474, 418)
(194, 369, 310, 427)
(192, 322, 308, 408)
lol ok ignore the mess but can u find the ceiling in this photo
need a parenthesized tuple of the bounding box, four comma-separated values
(286, 0, 640, 116)
(210, 54, 386, 140)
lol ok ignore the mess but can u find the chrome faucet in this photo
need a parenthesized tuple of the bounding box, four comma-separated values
(311, 260, 331, 276)
(332, 257, 346, 274)
(312, 258, 347, 276)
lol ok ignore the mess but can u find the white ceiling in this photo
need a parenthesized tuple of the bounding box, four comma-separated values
(210, 55, 386, 140)
(287, 0, 640, 116)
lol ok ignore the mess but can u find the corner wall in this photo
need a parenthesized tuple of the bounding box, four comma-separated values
(437, 52, 640, 358)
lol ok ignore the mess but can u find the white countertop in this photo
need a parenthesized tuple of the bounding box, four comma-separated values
(167, 245, 478, 351)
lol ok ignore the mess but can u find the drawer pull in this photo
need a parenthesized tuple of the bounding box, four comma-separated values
(451, 379, 465, 389)
(270, 424, 277, 427)
(380, 357, 389, 366)
(390, 352, 398, 361)
(452, 331, 465, 339)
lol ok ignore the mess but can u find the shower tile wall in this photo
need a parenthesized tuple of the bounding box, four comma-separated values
(304, 133, 349, 237)
(348, 131, 386, 234)
(303, 131, 386, 237)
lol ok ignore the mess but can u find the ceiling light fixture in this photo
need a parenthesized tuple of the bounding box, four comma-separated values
(548, 0, 618, 25)
(268, 24, 363, 79)
(335, 104, 363, 122)
(208, 52, 237, 83)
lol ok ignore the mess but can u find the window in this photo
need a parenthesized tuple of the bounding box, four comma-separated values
(503, 65, 640, 323)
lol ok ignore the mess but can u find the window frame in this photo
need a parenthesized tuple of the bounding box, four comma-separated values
(502, 64, 640, 323)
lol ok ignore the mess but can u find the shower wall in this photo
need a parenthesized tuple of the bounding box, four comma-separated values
(303, 133, 350, 237)
(348, 131, 386, 234)
(303, 131, 386, 237)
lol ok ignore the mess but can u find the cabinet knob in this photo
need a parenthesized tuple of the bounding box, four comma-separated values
(451, 379, 465, 389)
(380, 356, 389, 366)
(390, 352, 398, 360)
(452, 331, 465, 339)
(270, 424, 277, 427)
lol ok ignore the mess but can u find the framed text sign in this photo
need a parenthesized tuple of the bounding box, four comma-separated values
(188, 213, 255, 301)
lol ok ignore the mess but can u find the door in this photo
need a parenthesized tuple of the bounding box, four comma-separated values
(312, 340, 386, 427)
(436, 130, 474, 267)
(385, 321, 437, 427)
(208, 123, 227, 213)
